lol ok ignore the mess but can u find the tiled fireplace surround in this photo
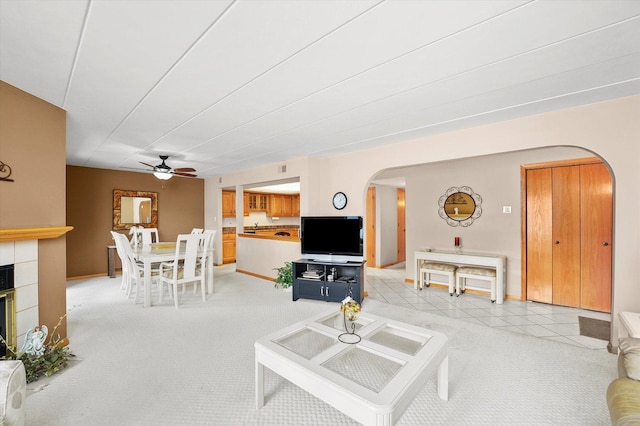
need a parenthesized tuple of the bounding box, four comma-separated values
(0, 239, 38, 349)
(0, 226, 72, 350)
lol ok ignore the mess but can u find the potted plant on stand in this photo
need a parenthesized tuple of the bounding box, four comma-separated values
(274, 261, 293, 291)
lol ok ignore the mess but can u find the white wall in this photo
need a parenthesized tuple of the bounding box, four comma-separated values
(206, 95, 640, 339)
(236, 236, 301, 280)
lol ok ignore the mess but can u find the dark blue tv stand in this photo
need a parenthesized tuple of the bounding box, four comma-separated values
(292, 259, 365, 304)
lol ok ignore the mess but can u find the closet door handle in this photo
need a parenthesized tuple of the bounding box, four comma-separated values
(603, 242, 610, 246)
(554, 240, 560, 245)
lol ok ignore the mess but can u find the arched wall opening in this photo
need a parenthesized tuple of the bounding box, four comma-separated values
(364, 145, 614, 307)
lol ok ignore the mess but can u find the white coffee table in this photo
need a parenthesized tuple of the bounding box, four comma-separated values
(255, 310, 448, 425)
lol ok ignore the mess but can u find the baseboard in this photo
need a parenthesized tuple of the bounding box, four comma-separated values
(67, 272, 114, 281)
(404, 278, 518, 300)
(236, 269, 274, 283)
(376, 261, 404, 269)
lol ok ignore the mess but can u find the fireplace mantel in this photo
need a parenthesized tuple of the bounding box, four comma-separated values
(0, 226, 73, 242)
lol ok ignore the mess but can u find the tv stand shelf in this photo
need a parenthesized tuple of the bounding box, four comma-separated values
(292, 259, 365, 304)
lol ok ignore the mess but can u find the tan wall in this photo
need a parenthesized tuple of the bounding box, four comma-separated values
(66, 165, 204, 278)
(0, 80, 68, 337)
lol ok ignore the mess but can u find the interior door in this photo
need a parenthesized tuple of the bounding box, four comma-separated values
(366, 187, 376, 266)
(526, 168, 553, 303)
(580, 163, 613, 312)
(551, 166, 581, 307)
(397, 188, 406, 263)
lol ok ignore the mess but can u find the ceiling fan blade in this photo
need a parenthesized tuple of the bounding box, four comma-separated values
(173, 167, 196, 173)
(174, 172, 198, 178)
(122, 166, 154, 172)
(139, 161, 156, 169)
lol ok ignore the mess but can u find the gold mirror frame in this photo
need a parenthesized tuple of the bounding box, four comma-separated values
(113, 189, 158, 230)
(438, 186, 482, 227)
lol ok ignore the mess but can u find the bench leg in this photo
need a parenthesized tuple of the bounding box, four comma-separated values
(456, 276, 465, 296)
(491, 278, 496, 303)
(423, 271, 430, 288)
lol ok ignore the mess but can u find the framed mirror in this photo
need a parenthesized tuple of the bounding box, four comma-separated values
(113, 189, 158, 230)
(438, 186, 482, 227)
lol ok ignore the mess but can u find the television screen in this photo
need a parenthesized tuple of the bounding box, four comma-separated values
(301, 216, 363, 256)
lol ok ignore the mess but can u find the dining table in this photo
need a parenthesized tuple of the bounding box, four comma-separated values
(134, 242, 214, 307)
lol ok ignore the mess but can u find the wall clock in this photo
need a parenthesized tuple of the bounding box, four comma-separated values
(332, 192, 347, 210)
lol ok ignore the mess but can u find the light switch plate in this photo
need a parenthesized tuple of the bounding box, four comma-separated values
(503, 206, 512, 214)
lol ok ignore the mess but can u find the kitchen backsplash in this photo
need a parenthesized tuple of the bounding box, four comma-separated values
(223, 211, 300, 229)
(245, 211, 299, 227)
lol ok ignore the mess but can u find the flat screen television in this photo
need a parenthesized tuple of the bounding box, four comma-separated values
(300, 216, 363, 258)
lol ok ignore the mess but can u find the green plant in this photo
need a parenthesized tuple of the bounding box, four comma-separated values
(0, 315, 75, 383)
(274, 261, 293, 289)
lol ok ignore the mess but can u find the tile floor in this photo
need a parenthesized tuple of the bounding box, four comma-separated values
(365, 263, 611, 351)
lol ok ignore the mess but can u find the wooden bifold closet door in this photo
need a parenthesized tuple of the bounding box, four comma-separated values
(580, 163, 613, 312)
(525, 161, 612, 312)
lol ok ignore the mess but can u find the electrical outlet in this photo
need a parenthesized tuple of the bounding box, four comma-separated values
(503, 206, 512, 214)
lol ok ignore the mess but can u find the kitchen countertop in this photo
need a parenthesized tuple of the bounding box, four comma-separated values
(243, 225, 299, 231)
(223, 225, 299, 235)
(238, 232, 300, 242)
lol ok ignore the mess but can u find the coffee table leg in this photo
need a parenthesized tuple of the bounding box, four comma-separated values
(256, 360, 264, 408)
(437, 356, 448, 401)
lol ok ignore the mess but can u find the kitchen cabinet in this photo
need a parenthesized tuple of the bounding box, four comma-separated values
(268, 194, 283, 216)
(292, 259, 365, 303)
(292, 194, 300, 217)
(222, 191, 235, 217)
(222, 191, 249, 216)
(243, 192, 250, 214)
(222, 232, 236, 263)
(268, 194, 299, 217)
(247, 193, 269, 212)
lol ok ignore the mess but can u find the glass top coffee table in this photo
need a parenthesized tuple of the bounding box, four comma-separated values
(255, 309, 448, 425)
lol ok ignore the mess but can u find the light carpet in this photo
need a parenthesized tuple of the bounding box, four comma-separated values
(25, 267, 616, 425)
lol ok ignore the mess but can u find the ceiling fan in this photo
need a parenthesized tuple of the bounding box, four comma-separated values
(139, 155, 197, 180)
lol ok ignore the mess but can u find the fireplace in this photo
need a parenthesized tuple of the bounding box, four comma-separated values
(0, 264, 15, 356)
(0, 226, 73, 350)
(0, 239, 41, 352)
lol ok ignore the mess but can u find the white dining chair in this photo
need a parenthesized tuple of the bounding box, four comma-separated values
(202, 229, 217, 249)
(131, 227, 159, 246)
(111, 231, 132, 294)
(191, 228, 203, 234)
(113, 232, 139, 297)
(198, 230, 217, 289)
(158, 233, 210, 308)
(116, 233, 160, 303)
(129, 226, 140, 249)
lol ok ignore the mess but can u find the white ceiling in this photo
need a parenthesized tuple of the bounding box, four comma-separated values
(1, 0, 639, 179)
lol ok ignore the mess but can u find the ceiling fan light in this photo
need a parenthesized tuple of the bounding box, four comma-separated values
(153, 171, 173, 180)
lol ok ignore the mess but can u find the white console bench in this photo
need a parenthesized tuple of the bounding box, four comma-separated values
(413, 250, 507, 304)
